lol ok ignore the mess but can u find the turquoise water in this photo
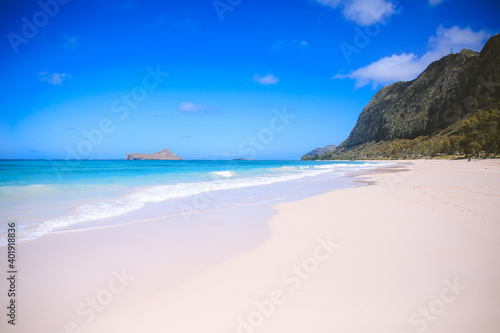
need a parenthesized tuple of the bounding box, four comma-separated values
(0, 160, 389, 244)
(0, 160, 367, 186)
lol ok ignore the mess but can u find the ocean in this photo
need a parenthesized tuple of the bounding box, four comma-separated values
(0, 160, 389, 244)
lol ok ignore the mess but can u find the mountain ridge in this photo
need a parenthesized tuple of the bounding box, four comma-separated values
(303, 34, 500, 160)
(304, 145, 337, 158)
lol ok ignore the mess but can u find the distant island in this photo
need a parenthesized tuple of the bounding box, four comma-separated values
(126, 148, 183, 160)
(303, 33, 500, 160)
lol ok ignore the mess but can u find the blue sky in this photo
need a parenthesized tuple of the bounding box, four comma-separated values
(1, 0, 499, 160)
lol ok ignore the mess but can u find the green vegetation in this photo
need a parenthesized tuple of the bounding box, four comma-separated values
(459, 107, 500, 158)
(303, 106, 500, 160)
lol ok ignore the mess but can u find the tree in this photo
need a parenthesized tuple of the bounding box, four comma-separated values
(459, 107, 500, 157)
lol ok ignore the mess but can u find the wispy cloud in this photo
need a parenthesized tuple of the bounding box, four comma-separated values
(39, 71, 72, 86)
(64, 35, 78, 48)
(314, 0, 397, 26)
(273, 39, 309, 52)
(253, 73, 279, 85)
(429, 0, 445, 6)
(334, 26, 491, 89)
(178, 102, 203, 112)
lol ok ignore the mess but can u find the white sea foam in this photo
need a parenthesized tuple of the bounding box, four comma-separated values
(267, 166, 301, 172)
(0, 162, 387, 244)
(211, 170, 236, 178)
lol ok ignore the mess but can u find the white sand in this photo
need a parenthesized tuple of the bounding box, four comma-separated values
(2, 159, 500, 333)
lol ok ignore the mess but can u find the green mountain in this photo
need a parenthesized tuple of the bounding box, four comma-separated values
(303, 34, 500, 160)
(303, 145, 338, 159)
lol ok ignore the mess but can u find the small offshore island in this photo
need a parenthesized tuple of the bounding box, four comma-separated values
(125, 148, 183, 160)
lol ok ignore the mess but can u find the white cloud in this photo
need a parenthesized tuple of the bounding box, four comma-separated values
(39, 72, 71, 86)
(315, 0, 343, 7)
(334, 53, 422, 89)
(343, 0, 395, 26)
(178, 102, 202, 112)
(314, 0, 396, 26)
(334, 26, 491, 89)
(426, 25, 491, 60)
(253, 73, 279, 85)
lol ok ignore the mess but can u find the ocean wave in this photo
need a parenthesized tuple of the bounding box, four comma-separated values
(15, 169, 328, 240)
(211, 170, 236, 178)
(312, 162, 392, 170)
(1, 161, 385, 244)
(267, 166, 300, 172)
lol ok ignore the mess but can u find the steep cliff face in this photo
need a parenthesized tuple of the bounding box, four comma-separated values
(125, 148, 183, 160)
(338, 34, 500, 150)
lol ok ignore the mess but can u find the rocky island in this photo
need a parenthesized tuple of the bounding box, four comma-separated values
(125, 148, 183, 160)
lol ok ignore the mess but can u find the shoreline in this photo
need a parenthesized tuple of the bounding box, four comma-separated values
(0, 160, 381, 246)
(1, 160, 499, 332)
(87, 159, 500, 332)
(0, 161, 384, 333)
(0, 162, 383, 247)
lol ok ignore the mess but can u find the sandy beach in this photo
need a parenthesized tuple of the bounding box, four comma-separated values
(2, 159, 500, 333)
(3, 1, 499, 332)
